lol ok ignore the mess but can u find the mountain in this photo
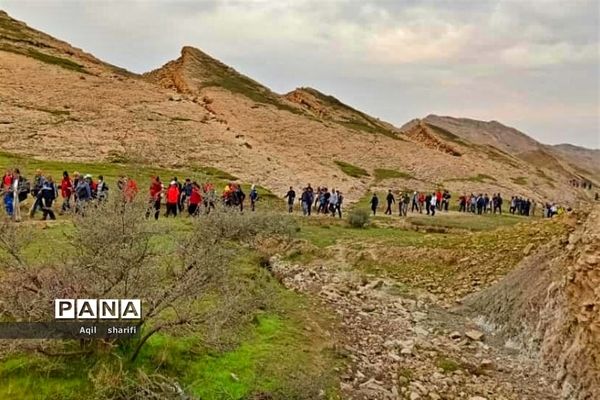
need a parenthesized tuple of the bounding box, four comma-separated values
(0, 10, 596, 204)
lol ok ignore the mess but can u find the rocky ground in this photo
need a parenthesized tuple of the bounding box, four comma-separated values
(271, 244, 562, 399)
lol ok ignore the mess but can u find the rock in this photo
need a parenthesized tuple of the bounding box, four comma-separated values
(468, 397, 488, 400)
(429, 393, 441, 400)
(410, 392, 421, 400)
(449, 331, 462, 339)
(401, 347, 413, 356)
(523, 243, 534, 255)
(362, 304, 377, 312)
(465, 330, 485, 341)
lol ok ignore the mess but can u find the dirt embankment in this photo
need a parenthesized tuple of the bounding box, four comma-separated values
(463, 206, 600, 398)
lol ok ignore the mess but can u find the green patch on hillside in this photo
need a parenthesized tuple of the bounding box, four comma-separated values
(446, 174, 497, 183)
(424, 123, 471, 147)
(374, 168, 414, 181)
(511, 176, 528, 185)
(0, 43, 86, 73)
(299, 88, 400, 140)
(334, 160, 369, 178)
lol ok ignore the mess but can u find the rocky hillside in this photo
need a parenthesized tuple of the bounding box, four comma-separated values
(463, 205, 600, 398)
(416, 115, 599, 185)
(0, 10, 595, 204)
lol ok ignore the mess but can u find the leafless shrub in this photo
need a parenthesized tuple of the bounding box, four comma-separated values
(0, 198, 296, 362)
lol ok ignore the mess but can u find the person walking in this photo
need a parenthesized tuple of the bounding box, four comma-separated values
(74, 176, 91, 213)
(96, 175, 109, 202)
(2, 170, 13, 217)
(29, 169, 45, 218)
(60, 171, 73, 213)
(329, 189, 338, 217)
(284, 186, 296, 213)
(411, 191, 419, 213)
(400, 191, 410, 216)
(370, 193, 379, 215)
(165, 181, 179, 217)
(249, 184, 259, 211)
(385, 190, 395, 215)
(147, 176, 163, 220)
(429, 192, 437, 216)
(40, 176, 57, 220)
(335, 190, 343, 218)
(188, 182, 202, 216)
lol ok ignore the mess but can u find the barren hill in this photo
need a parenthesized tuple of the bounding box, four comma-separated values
(0, 10, 595, 204)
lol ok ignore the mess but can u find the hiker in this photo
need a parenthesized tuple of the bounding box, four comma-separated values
(74, 175, 91, 213)
(411, 191, 419, 213)
(96, 175, 109, 202)
(335, 190, 343, 218)
(40, 176, 57, 220)
(249, 185, 259, 211)
(425, 192, 432, 215)
(458, 194, 466, 212)
(29, 169, 45, 218)
(301, 187, 313, 216)
(435, 190, 443, 210)
(284, 186, 296, 213)
(188, 182, 202, 216)
(180, 178, 192, 212)
(418, 192, 425, 213)
(60, 171, 73, 212)
(370, 193, 379, 215)
(122, 177, 139, 202)
(329, 188, 338, 216)
(313, 186, 321, 212)
(470, 194, 477, 213)
(401, 191, 410, 216)
(429, 192, 437, 216)
(147, 176, 163, 220)
(476, 194, 485, 214)
(494, 193, 503, 214)
(385, 189, 395, 215)
(203, 182, 216, 213)
(2, 170, 13, 217)
(165, 181, 179, 217)
(442, 190, 451, 211)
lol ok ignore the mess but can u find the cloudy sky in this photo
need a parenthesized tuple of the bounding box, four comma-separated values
(3, 0, 599, 148)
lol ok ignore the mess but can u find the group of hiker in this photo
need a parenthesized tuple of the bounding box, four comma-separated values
(145, 177, 258, 220)
(368, 189, 558, 218)
(284, 185, 344, 218)
(0, 168, 260, 222)
(372, 190, 448, 217)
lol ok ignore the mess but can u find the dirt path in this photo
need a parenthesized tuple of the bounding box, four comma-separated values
(271, 246, 560, 400)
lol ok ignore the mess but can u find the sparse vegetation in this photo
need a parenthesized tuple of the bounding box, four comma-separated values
(0, 43, 86, 73)
(348, 208, 370, 228)
(334, 160, 369, 178)
(511, 176, 528, 185)
(447, 173, 497, 183)
(374, 168, 414, 181)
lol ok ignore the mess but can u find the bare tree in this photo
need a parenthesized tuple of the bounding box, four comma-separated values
(0, 197, 295, 363)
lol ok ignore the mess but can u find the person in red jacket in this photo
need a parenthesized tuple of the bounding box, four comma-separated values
(146, 176, 163, 220)
(122, 177, 139, 202)
(188, 182, 202, 216)
(60, 171, 73, 212)
(165, 181, 179, 217)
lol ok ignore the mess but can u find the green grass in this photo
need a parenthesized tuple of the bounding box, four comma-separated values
(300, 88, 400, 140)
(0, 43, 86, 73)
(374, 168, 414, 181)
(333, 160, 369, 178)
(511, 176, 528, 185)
(407, 213, 523, 231)
(446, 174, 496, 183)
(0, 220, 339, 399)
(436, 357, 461, 373)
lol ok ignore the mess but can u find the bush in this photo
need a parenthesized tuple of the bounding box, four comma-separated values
(348, 208, 370, 228)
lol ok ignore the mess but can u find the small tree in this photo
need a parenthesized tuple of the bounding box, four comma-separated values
(0, 197, 295, 362)
(348, 208, 370, 228)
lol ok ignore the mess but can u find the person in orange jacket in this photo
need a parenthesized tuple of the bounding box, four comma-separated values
(165, 181, 179, 217)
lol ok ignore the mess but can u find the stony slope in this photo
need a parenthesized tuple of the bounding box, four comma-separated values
(463, 206, 600, 398)
(0, 10, 594, 205)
